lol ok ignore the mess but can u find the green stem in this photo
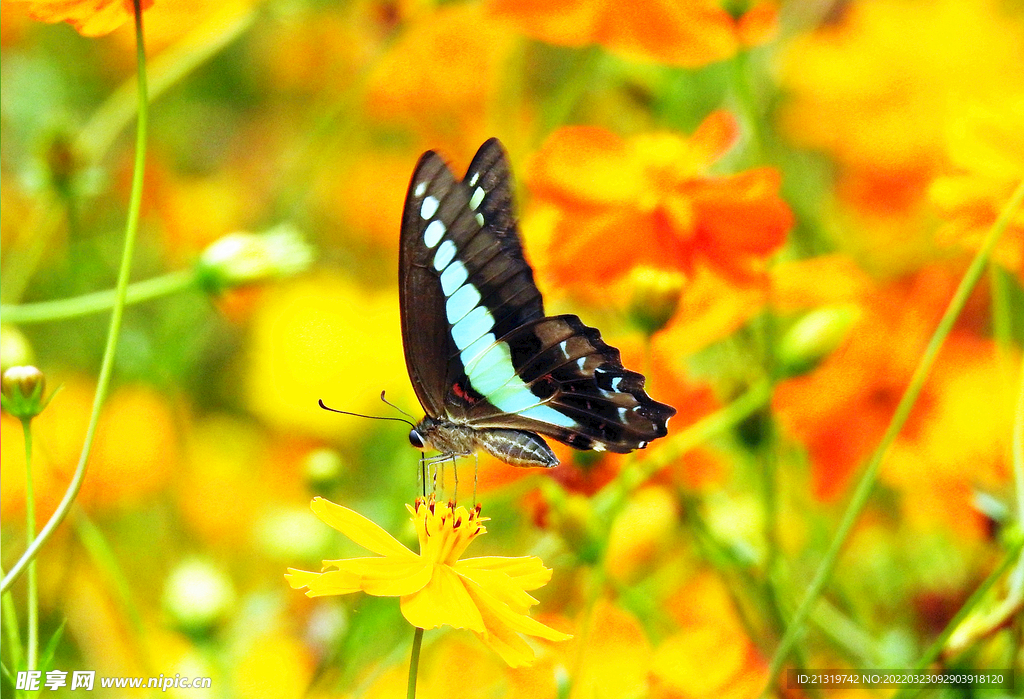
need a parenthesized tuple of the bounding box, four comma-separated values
(1, 0, 149, 595)
(1009, 351, 1024, 602)
(1013, 351, 1024, 540)
(22, 420, 38, 673)
(406, 627, 423, 699)
(990, 263, 1012, 355)
(75, 6, 255, 163)
(760, 178, 1024, 697)
(1, 7, 253, 307)
(1, 269, 196, 324)
(888, 536, 1024, 699)
(0, 565, 23, 672)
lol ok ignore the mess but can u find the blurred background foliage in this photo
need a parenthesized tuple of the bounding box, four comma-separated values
(2, 0, 1024, 697)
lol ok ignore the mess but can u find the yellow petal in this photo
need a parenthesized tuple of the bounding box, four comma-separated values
(400, 565, 485, 632)
(475, 624, 537, 669)
(465, 577, 571, 642)
(456, 556, 553, 591)
(285, 568, 361, 596)
(311, 497, 416, 558)
(455, 566, 540, 615)
(319, 557, 432, 596)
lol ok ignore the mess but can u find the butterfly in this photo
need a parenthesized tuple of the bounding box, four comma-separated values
(400, 138, 676, 468)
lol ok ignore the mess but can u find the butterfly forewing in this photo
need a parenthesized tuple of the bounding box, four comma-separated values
(400, 140, 544, 418)
(399, 151, 463, 418)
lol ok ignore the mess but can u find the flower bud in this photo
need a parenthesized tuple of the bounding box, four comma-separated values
(777, 305, 860, 378)
(163, 559, 236, 635)
(626, 266, 685, 335)
(196, 224, 314, 294)
(303, 448, 345, 490)
(1, 366, 56, 420)
(1, 324, 35, 372)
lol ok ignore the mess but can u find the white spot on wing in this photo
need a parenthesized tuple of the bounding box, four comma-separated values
(440, 260, 468, 296)
(617, 407, 628, 420)
(593, 443, 607, 452)
(420, 195, 439, 219)
(468, 172, 480, 187)
(466, 344, 516, 395)
(423, 219, 446, 248)
(451, 306, 494, 349)
(414, 181, 427, 197)
(475, 213, 485, 226)
(433, 240, 456, 271)
(611, 377, 623, 390)
(469, 186, 485, 210)
(445, 284, 481, 324)
(460, 332, 496, 369)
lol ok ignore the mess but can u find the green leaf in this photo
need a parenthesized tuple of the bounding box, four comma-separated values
(37, 618, 67, 674)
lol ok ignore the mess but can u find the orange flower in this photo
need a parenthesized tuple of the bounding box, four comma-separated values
(773, 266, 973, 500)
(526, 115, 792, 288)
(489, 0, 778, 68)
(366, 3, 515, 155)
(9, 0, 152, 36)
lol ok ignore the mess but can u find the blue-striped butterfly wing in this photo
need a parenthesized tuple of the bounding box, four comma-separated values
(462, 314, 674, 453)
(400, 139, 544, 419)
(400, 139, 675, 460)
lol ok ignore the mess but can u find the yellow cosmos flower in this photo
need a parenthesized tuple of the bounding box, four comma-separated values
(286, 497, 570, 667)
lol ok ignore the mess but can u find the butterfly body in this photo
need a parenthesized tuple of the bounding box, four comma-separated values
(400, 139, 675, 468)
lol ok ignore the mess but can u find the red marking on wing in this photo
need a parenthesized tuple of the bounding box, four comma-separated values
(451, 382, 478, 405)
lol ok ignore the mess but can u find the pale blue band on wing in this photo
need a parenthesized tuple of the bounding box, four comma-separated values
(425, 189, 577, 431)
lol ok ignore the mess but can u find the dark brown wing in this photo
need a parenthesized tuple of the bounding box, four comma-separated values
(461, 315, 676, 453)
(399, 139, 544, 419)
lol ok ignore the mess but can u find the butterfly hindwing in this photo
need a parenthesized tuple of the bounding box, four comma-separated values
(462, 315, 675, 453)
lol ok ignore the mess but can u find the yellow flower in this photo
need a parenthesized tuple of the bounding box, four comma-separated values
(286, 497, 570, 668)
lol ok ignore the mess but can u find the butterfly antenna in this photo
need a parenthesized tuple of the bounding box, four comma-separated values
(318, 399, 416, 428)
(379, 391, 417, 420)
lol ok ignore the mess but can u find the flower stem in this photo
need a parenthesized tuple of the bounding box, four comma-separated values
(406, 627, 423, 699)
(0, 565, 23, 672)
(760, 178, 1024, 696)
(0, 269, 196, 324)
(1013, 351, 1024, 542)
(22, 419, 38, 673)
(990, 263, 1012, 355)
(1009, 351, 1024, 603)
(0, 0, 149, 595)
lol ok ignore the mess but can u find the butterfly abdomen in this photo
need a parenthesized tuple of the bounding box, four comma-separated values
(414, 417, 558, 468)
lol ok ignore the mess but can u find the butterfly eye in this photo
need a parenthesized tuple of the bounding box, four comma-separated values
(409, 429, 426, 450)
